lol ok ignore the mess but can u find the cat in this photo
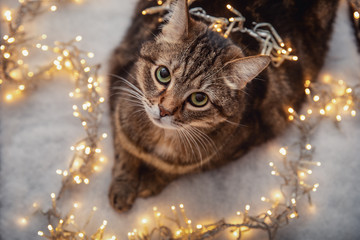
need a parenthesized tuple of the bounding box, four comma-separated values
(108, 0, 358, 212)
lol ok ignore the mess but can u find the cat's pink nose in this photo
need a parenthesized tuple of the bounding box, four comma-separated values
(159, 104, 171, 117)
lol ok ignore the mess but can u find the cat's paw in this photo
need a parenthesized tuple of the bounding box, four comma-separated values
(137, 171, 174, 198)
(108, 178, 138, 212)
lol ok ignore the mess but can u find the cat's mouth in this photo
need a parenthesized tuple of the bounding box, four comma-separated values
(144, 104, 178, 130)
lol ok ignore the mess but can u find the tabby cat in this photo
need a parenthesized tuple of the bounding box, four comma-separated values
(108, 0, 359, 212)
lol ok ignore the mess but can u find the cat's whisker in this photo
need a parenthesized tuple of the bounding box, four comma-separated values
(178, 127, 197, 162)
(185, 125, 216, 158)
(110, 74, 145, 96)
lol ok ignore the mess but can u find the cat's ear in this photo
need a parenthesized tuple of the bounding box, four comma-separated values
(224, 55, 271, 89)
(161, 0, 190, 42)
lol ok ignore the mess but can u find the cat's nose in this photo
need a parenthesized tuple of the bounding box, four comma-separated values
(159, 104, 171, 117)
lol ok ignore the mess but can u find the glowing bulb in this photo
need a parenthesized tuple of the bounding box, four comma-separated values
(307, 109, 312, 114)
(343, 105, 349, 111)
(102, 133, 108, 138)
(288, 115, 294, 121)
(279, 147, 287, 156)
(354, 11, 360, 19)
(346, 88, 352, 94)
(63, 50, 69, 56)
(4, 10, 12, 21)
(299, 115, 306, 121)
(336, 115, 342, 122)
(19, 217, 28, 225)
(21, 49, 29, 56)
(187, 219, 192, 224)
(95, 148, 101, 153)
(271, 170, 276, 175)
(313, 95, 320, 102)
(50, 5, 57, 11)
(351, 110, 356, 117)
(99, 97, 105, 103)
(4, 52, 11, 59)
(141, 218, 148, 224)
(5, 94, 13, 101)
(179, 204, 184, 208)
(245, 204, 250, 211)
(142, 10, 147, 15)
(325, 104, 332, 111)
(85, 147, 91, 155)
(269, 162, 274, 167)
(7, 37, 15, 43)
(267, 210, 272, 215)
(236, 211, 241, 215)
(291, 198, 296, 204)
(56, 169, 63, 175)
(287, 107, 294, 113)
(196, 224, 202, 229)
(84, 67, 90, 72)
(84, 178, 89, 184)
(74, 202, 79, 208)
(261, 196, 266, 201)
(78, 233, 84, 238)
(48, 225, 53, 231)
(87, 52, 94, 58)
(51, 193, 56, 199)
(292, 56, 298, 61)
(41, 45, 49, 51)
(75, 35, 82, 42)
(305, 144, 312, 150)
(319, 109, 325, 115)
(226, 4, 232, 10)
(41, 34, 47, 39)
(38, 231, 44, 236)
(289, 213, 297, 219)
(305, 88, 310, 95)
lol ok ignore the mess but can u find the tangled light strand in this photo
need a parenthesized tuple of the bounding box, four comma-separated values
(1, 0, 114, 239)
(142, 0, 298, 67)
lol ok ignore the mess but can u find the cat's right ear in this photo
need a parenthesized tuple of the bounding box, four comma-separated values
(224, 55, 271, 90)
(161, 0, 190, 43)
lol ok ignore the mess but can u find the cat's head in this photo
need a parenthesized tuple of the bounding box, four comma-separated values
(135, 0, 270, 131)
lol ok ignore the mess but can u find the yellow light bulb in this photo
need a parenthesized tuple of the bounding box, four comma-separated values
(4, 10, 12, 21)
(305, 144, 312, 150)
(354, 11, 360, 20)
(279, 147, 287, 156)
(50, 5, 57, 11)
(75, 35, 82, 42)
(4, 52, 11, 59)
(299, 115, 306, 121)
(336, 115, 341, 122)
(287, 107, 294, 113)
(313, 95, 320, 102)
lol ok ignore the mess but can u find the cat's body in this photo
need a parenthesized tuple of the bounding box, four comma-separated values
(108, 0, 354, 212)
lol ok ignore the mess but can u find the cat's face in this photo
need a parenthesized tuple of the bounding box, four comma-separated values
(134, 0, 270, 132)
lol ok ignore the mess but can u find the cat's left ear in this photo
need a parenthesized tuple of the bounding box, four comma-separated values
(224, 55, 271, 89)
(161, 0, 190, 42)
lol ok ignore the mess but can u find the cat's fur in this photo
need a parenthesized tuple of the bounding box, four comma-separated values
(108, 0, 357, 212)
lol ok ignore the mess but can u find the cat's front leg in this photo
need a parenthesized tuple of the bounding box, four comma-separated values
(109, 148, 140, 212)
(137, 164, 177, 198)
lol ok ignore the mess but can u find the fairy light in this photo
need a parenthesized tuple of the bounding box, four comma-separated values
(354, 11, 360, 19)
(279, 147, 287, 156)
(50, 5, 57, 11)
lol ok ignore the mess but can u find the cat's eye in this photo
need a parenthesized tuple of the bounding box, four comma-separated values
(155, 66, 171, 84)
(188, 92, 208, 107)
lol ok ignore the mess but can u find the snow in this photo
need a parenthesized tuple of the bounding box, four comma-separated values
(1, 0, 360, 239)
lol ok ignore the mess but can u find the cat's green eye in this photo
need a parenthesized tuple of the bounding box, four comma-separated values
(155, 66, 171, 84)
(189, 92, 208, 107)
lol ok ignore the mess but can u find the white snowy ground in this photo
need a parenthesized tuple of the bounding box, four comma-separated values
(1, 0, 360, 239)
